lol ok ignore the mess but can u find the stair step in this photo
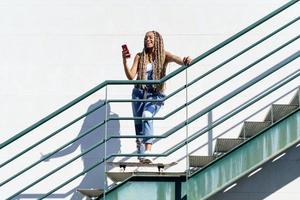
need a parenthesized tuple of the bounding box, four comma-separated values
(189, 155, 215, 167)
(239, 121, 272, 138)
(106, 171, 185, 183)
(77, 188, 103, 198)
(265, 104, 298, 123)
(290, 90, 299, 105)
(107, 172, 133, 182)
(214, 138, 244, 153)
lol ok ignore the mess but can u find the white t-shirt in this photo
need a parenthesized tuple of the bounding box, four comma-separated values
(146, 63, 153, 72)
(146, 63, 153, 80)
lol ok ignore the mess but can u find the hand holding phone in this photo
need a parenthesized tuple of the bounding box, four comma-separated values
(122, 44, 131, 58)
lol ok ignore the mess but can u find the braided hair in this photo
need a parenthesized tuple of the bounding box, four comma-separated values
(137, 31, 167, 92)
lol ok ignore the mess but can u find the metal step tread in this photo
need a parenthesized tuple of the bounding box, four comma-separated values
(77, 188, 103, 198)
(189, 155, 215, 167)
(106, 171, 185, 183)
(215, 138, 244, 153)
(265, 104, 299, 122)
(239, 121, 272, 138)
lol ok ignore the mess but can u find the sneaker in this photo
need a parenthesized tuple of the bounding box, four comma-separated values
(143, 150, 153, 164)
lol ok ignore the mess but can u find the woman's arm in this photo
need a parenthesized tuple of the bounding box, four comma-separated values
(165, 51, 192, 66)
(122, 52, 140, 80)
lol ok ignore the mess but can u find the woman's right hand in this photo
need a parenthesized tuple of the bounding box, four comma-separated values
(122, 50, 130, 62)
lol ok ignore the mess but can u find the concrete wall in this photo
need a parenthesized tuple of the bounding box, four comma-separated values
(0, 0, 299, 199)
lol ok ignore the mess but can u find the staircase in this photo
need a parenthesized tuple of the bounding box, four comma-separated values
(187, 91, 299, 200)
(190, 94, 299, 169)
(95, 90, 299, 200)
(0, 1, 299, 199)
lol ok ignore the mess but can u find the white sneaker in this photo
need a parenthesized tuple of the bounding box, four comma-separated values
(143, 150, 154, 164)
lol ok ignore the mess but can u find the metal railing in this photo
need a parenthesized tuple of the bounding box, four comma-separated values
(1, 0, 298, 150)
(2, 28, 298, 190)
(7, 52, 300, 200)
(1, 0, 299, 199)
(170, 85, 300, 165)
(49, 56, 300, 200)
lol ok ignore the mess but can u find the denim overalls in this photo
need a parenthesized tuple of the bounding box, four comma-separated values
(131, 63, 165, 157)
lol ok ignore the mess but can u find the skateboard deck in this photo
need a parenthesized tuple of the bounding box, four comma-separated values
(106, 171, 185, 182)
(107, 161, 177, 172)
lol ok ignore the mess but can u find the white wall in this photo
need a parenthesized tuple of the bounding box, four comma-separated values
(0, 0, 299, 199)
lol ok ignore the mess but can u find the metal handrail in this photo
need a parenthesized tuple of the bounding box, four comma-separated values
(41, 64, 300, 200)
(172, 86, 300, 165)
(2, 1, 299, 198)
(1, 0, 297, 150)
(102, 77, 300, 199)
(2, 36, 297, 188)
(3, 17, 299, 170)
(3, 17, 297, 170)
(7, 52, 299, 200)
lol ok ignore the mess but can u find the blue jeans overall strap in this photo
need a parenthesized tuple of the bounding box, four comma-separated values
(131, 87, 165, 157)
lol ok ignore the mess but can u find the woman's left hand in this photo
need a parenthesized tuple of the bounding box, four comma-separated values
(183, 56, 192, 66)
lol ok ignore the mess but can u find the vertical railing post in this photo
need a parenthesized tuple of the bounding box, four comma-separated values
(104, 85, 108, 200)
(208, 111, 213, 156)
(184, 65, 189, 198)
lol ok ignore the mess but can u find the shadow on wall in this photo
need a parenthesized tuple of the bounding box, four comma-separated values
(208, 143, 300, 200)
(16, 100, 121, 199)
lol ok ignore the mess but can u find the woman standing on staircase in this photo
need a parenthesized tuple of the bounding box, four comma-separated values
(122, 30, 192, 163)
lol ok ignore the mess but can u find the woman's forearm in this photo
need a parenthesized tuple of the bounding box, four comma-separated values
(123, 54, 139, 80)
(123, 60, 135, 80)
(165, 51, 192, 66)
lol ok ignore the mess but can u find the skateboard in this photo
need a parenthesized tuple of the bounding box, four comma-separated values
(107, 161, 177, 172)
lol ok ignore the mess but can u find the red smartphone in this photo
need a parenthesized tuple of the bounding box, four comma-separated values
(122, 44, 130, 58)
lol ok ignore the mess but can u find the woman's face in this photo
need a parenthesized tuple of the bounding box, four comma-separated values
(144, 32, 155, 49)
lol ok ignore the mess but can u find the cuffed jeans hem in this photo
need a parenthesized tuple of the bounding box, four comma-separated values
(144, 140, 154, 144)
